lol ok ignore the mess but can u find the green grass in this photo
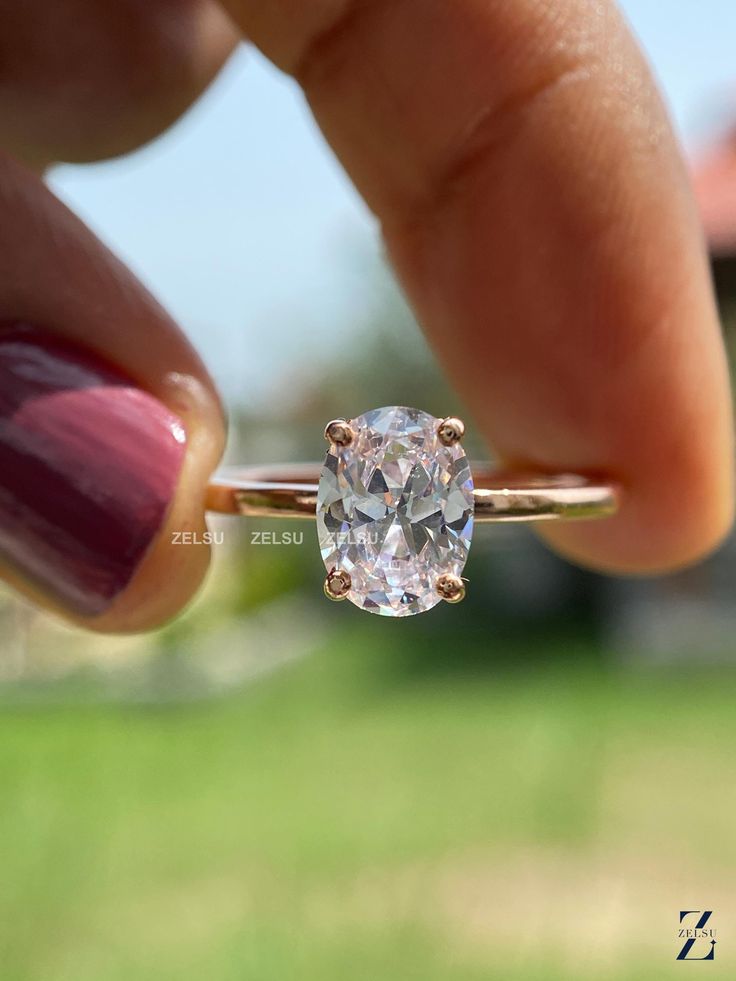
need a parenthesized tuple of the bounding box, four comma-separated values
(0, 627, 734, 980)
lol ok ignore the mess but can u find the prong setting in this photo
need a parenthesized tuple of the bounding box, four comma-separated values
(436, 573, 466, 604)
(324, 568, 351, 601)
(437, 416, 465, 446)
(324, 418, 355, 447)
(318, 406, 474, 616)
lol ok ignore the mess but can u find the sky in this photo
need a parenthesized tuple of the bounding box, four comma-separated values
(49, 0, 736, 405)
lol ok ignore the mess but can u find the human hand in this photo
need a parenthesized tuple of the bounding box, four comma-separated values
(0, 0, 732, 631)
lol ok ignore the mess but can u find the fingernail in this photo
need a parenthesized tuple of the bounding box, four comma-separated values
(0, 324, 186, 617)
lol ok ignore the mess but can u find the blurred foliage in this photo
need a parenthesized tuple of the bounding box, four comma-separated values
(0, 630, 734, 979)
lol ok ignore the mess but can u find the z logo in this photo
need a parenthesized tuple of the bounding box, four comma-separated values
(677, 911, 716, 961)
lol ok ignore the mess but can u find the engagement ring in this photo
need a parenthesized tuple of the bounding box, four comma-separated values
(207, 405, 618, 617)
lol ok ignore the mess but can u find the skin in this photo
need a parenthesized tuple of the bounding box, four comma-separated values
(0, 0, 732, 631)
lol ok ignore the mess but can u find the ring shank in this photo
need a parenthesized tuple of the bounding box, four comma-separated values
(206, 465, 619, 523)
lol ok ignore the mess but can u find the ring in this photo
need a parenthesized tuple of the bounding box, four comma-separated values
(206, 405, 619, 618)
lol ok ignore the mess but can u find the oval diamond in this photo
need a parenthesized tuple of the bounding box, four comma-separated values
(317, 406, 474, 616)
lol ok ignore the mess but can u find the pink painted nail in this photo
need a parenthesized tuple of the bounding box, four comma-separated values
(0, 324, 186, 616)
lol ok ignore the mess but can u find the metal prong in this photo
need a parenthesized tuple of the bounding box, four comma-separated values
(437, 416, 465, 446)
(324, 569, 352, 601)
(324, 418, 355, 447)
(436, 573, 466, 604)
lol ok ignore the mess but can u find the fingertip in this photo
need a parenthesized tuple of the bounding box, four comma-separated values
(538, 457, 735, 576)
(0, 328, 225, 634)
(91, 508, 215, 635)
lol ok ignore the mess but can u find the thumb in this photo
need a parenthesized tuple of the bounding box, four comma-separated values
(0, 152, 226, 632)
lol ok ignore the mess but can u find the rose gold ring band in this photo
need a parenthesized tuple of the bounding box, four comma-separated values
(206, 465, 619, 523)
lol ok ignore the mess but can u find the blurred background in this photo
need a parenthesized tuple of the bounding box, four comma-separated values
(1, 1, 736, 977)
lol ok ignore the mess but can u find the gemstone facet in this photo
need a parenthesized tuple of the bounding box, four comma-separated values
(317, 406, 474, 616)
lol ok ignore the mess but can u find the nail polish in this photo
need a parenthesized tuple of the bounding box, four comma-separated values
(0, 325, 186, 617)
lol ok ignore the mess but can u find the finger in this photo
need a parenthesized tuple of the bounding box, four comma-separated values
(0, 0, 238, 168)
(0, 151, 225, 631)
(224, 0, 733, 573)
